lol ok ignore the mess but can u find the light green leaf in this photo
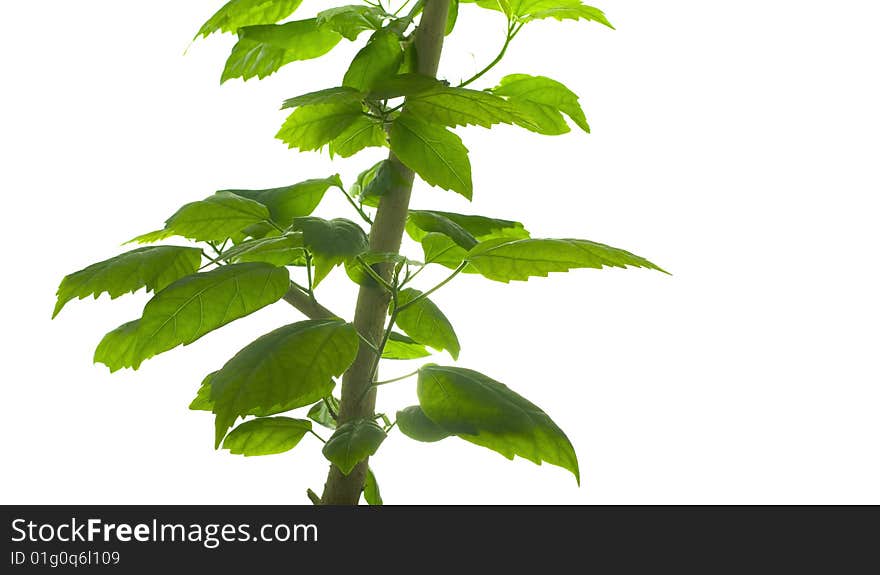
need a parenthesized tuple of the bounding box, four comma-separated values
(409, 210, 530, 243)
(125, 228, 177, 245)
(211, 319, 359, 446)
(293, 217, 369, 285)
(317, 5, 386, 41)
(446, 0, 460, 35)
(53, 246, 202, 318)
(307, 396, 339, 429)
(418, 365, 580, 482)
(394, 288, 460, 359)
(343, 29, 404, 91)
(94, 263, 290, 372)
(189, 372, 218, 411)
(406, 211, 478, 249)
(382, 332, 431, 360)
(406, 86, 525, 129)
(222, 233, 307, 266)
(196, 0, 304, 38)
(468, 237, 668, 282)
(516, 1, 614, 27)
(164, 192, 270, 242)
(364, 467, 383, 505)
(354, 159, 399, 207)
(222, 20, 342, 83)
(329, 115, 387, 158)
(368, 73, 446, 100)
(226, 176, 341, 227)
(322, 418, 387, 475)
(276, 102, 364, 152)
(397, 405, 451, 442)
(420, 233, 470, 270)
(282, 86, 365, 110)
(389, 112, 472, 199)
(492, 74, 590, 134)
(222, 417, 312, 456)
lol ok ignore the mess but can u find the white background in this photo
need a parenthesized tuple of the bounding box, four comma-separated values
(2, 0, 878, 505)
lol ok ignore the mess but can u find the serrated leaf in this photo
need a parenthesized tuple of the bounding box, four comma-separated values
(277, 101, 365, 152)
(211, 319, 359, 446)
(382, 332, 431, 360)
(492, 74, 590, 134)
(94, 263, 290, 372)
(409, 210, 530, 242)
(222, 417, 312, 456)
(393, 288, 460, 359)
(226, 176, 341, 227)
(397, 405, 451, 442)
(307, 396, 339, 429)
(53, 246, 202, 318)
(322, 418, 387, 475)
(196, 0, 304, 38)
(222, 20, 342, 83)
(389, 112, 472, 199)
(363, 467, 383, 505)
(418, 365, 580, 482)
(293, 217, 369, 285)
(467, 237, 667, 282)
(368, 73, 446, 100)
(329, 115, 387, 158)
(406, 86, 525, 129)
(222, 233, 307, 266)
(189, 372, 218, 411)
(164, 192, 270, 242)
(282, 86, 365, 110)
(344, 29, 404, 91)
(516, 1, 614, 27)
(406, 211, 478, 249)
(125, 228, 177, 245)
(317, 5, 386, 41)
(420, 233, 470, 270)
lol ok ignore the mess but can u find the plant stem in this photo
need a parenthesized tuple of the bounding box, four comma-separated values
(458, 20, 523, 88)
(338, 186, 374, 225)
(397, 261, 467, 312)
(319, 0, 451, 505)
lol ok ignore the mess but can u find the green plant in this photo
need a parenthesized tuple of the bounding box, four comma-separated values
(53, 0, 666, 505)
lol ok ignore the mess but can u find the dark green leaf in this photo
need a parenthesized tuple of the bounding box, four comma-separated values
(282, 86, 364, 110)
(222, 20, 342, 83)
(322, 418, 387, 475)
(222, 417, 312, 456)
(397, 405, 451, 442)
(492, 74, 590, 134)
(329, 116, 387, 158)
(95, 263, 290, 371)
(356, 159, 400, 207)
(407, 86, 525, 129)
(164, 192, 270, 242)
(382, 332, 431, 360)
(211, 319, 359, 446)
(418, 365, 580, 482)
(317, 5, 386, 41)
(408, 210, 529, 244)
(222, 233, 307, 266)
(394, 288, 460, 359)
(343, 29, 404, 91)
(363, 467, 383, 505)
(389, 111, 472, 199)
(53, 246, 202, 318)
(196, 0, 304, 38)
(293, 217, 369, 285)
(226, 176, 342, 227)
(468, 237, 668, 282)
(307, 397, 339, 429)
(276, 102, 365, 152)
(406, 211, 478, 249)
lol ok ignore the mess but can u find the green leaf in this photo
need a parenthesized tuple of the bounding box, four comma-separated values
(293, 217, 369, 285)
(126, 228, 177, 245)
(322, 418, 387, 475)
(418, 365, 580, 482)
(355, 159, 399, 207)
(389, 111, 472, 199)
(222, 233, 307, 266)
(397, 405, 451, 442)
(515, 1, 614, 27)
(277, 101, 365, 152)
(363, 467, 383, 505)
(94, 263, 290, 372)
(189, 372, 217, 411)
(368, 73, 446, 100)
(222, 20, 342, 83)
(406, 211, 478, 250)
(53, 246, 202, 318)
(196, 0, 304, 38)
(211, 319, 359, 446)
(393, 288, 460, 359)
(307, 397, 339, 429)
(343, 29, 404, 91)
(329, 116, 387, 158)
(382, 332, 431, 360)
(282, 86, 365, 110)
(446, 0, 460, 35)
(408, 210, 530, 243)
(420, 233, 470, 270)
(406, 86, 525, 129)
(164, 192, 270, 242)
(222, 417, 312, 456)
(226, 176, 341, 227)
(468, 237, 668, 282)
(317, 5, 386, 41)
(492, 74, 590, 134)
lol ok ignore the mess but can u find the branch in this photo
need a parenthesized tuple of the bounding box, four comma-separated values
(282, 282, 337, 320)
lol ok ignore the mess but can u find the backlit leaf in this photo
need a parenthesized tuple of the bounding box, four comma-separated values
(329, 116, 387, 158)
(317, 5, 386, 41)
(308, 396, 339, 429)
(344, 29, 404, 91)
(393, 288, 460, 359)
(226, 176, 342, 227)
(397, 405, 451, 442)
(222, 417, 312, 456)
(322, 418, 387, 475)
(196, 0, 304, 38)
(492, 74, 590, 134)
(221, 233, 307, 266)
(293, 217, 369, 285)
(282, 86, 364, 110)
(406, 86, 525, 128)
(364, 467, 383, 505)
(277, 102, 365, 152)
(165, 192, 270, 242)
(382, 332, 431, 360)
